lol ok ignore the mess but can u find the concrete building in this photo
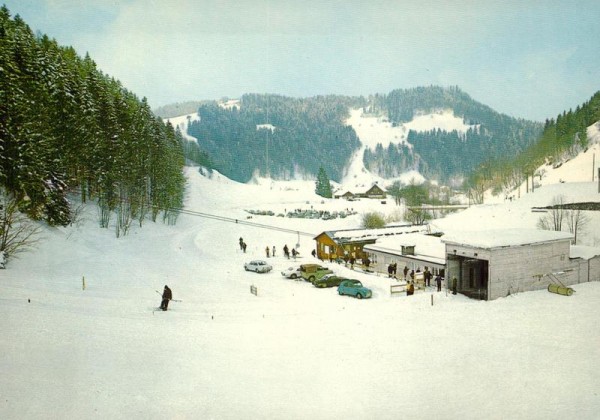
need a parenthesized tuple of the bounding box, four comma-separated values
(442, 229, 600, 300)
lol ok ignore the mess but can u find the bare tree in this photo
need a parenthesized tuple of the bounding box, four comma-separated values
(565, 209, 590, 245)
(537, 195, 566, 231)
(0, 190, 42, 263)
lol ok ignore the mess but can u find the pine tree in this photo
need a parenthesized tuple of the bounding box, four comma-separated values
(315, 166, 332, 198)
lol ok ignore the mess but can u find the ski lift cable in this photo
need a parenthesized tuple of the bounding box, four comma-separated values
(68, 187, 316, 237)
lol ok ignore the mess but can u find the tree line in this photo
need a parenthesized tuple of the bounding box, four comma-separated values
(0, 6, 186, 244)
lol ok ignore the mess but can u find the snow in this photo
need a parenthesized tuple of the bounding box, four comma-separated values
(442, 228, 574, 249)
(165, 113, 200, 143)
(365, 233, 447, 265)
(341, 108, 479, 190)
(2, 116, 600, 419)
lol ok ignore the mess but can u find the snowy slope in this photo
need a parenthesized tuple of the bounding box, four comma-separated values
(1, 155, 600, 419)
(341, 108, 479, 191)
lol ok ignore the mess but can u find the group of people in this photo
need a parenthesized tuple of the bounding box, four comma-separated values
(386, 263, 447, 294)
(239, 236, 308, 260)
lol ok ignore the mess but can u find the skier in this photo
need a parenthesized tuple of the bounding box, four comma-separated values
(283, 244, 290, 259)
(239, 237, 244, 251)
(160, 285, 172, 311)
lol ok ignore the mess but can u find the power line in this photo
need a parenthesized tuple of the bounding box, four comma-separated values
(175, 207, 316, 237)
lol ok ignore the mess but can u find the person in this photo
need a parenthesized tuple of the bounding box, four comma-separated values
(272, 246, 276, 257)
(392, 263, 397, 277)
(363, 257, 371, 269)
(407, 281, 415, 296)
(388, 264, 394, 278)
(451, 276, 458, 295)
(266, 246, 270, 258)
(291, 248, 297, 260)
(403, 265, 409, 280)
(410, 269, 415, 281)
(242, 242, 247, 253)
(435, 274, 443, 292)
(160, 285, 172, 311)
(311, 249, 316, 258)
(283, 244, 290, 259)
(424, 268, 432, 287)
(239, 237, 244, 251)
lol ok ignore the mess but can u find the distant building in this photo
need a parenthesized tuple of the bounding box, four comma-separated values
(362, 184, 387, 199)
(335, 184, 386, 200)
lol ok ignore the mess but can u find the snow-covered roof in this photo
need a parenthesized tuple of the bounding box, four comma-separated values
(570, 245, 600, 260)
(442, 229, 573, 249)
(321, 224, 432, 243)
(364, 233, 446, 265)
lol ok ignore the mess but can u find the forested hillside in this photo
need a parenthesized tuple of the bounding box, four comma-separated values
(366, 86, 543, 182)
(0, 6, 185, 233)
(187, 94, 364, 183)
(467, 90, 600, 198)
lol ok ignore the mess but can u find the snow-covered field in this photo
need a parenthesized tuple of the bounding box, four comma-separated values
(2, 115, 600, 419)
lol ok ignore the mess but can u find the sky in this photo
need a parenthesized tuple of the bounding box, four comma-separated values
(3, 0, 600, 121)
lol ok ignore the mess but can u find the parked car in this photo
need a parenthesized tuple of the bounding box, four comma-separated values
(337, 279, 372, 299)
(281, 266, 302, 279)
(313, 274, 347, 288)
(244, 260, 273, 273)
(299, 263, 333, 283)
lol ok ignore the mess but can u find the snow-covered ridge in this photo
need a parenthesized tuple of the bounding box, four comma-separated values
(165, 112, 200, 143)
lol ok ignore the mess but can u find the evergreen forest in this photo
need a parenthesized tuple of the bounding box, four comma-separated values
(0, 6, 186, 233)
(187, 94, 364, 183)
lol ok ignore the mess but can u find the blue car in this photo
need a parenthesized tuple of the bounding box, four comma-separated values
(337, 279, 372, 299)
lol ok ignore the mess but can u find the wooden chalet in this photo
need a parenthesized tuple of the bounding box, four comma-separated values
(314, 224, 430, 261)
(362, 184, 387, 199)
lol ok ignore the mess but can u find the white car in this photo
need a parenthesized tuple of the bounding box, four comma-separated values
(244, 260, 273, 273)
(281, 266, 302, 279)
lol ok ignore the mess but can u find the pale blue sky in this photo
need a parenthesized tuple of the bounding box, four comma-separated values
(4, 0, 599, 121)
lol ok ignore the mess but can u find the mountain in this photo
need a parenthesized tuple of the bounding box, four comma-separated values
(364, 86, 544, 183)
(181, 87, 542, 185)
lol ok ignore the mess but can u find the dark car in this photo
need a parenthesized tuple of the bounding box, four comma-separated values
(337, 279, 372, 299)
(313, 274, 347, 288)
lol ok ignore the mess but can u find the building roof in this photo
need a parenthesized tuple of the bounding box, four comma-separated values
(364, 233, 446, 266)
(316, 224, 432, 244)
(570, 245, 600, 260)
(442, 229, 573, 249)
